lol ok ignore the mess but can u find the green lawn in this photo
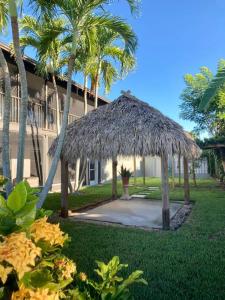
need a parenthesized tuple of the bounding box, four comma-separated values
(45, 177, 204, 212)
(45, 177, 164, 212)
(49, 178, 225, 299)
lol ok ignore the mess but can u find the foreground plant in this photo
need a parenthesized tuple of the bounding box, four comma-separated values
(0, 180, 147, 299)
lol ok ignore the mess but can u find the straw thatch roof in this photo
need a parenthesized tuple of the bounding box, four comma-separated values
(49, 93, 201, 163)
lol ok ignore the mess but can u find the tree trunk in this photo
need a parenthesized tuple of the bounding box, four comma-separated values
(94, 61, 101, 109)
(84, 75, 88, 115)
(161, 153, 170, 230)
(222, 161, 225, 173)
(61, 156, 68, 218)
(30, 123, 41, 184)
(76, 160, 87, 191)
(9, 1, 29, 183)
(0, 48, 13, 194)
(183, 157, 190, 205)
(37, 55, 75, 208)
(34, 119, 43, 186)
(52, 74, 60, 135)
(75, 76, 88, 190)
(112, 160, 117, 199)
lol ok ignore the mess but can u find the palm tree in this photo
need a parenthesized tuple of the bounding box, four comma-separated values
(37, 0, 139, 208)
(8, 0, 29, 182)
(20, 15, 67, 135)
(199, 62, 225, 111)
(90, 27, 136, 108)
(0, 1, 13, 194)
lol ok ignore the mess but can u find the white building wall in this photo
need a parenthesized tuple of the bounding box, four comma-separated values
(100, 155, 209, 183)
(101, 156, 143, 182)
(145, 156, 161, 177)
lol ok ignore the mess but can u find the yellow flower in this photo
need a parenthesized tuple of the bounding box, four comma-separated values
(55, 257, 76, 280)
(11, 286, 60, 300)
(30, 217, 68, 247)
(0, 232, 41, 279)
(79, 272, 87, 282)
(0, 264, 12, 283)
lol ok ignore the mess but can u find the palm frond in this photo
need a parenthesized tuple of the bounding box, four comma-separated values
(101, 60, 118, 93)
(0, 0, 8, 32)
(199, 68, 225, 111)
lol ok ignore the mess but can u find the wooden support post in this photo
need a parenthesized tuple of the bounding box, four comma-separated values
(112, 160, 118, 199)
(161, 153, 170, 230)
(171, 155, 175, 189)
(133, 155, 137, 185)
(143, 156, 146, 185)
(178, 153, 181, 186)
(61, 157, 69, 218)
(183, 156, 190, 205)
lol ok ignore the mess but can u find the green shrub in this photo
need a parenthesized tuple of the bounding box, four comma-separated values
(119, 166, 132, 178)
(0, 180, 147, 299)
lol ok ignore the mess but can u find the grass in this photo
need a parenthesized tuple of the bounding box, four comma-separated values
(45, 177, 198, 212)
(45, 177, 162, 212)
(48, 178, 225, 299)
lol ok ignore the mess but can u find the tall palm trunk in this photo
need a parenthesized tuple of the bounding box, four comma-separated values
(30, 123, 41, 184)
(9, 0, 28, 183)
(52, 74, 60, 135)
(94, 61, 101, 109)
(0, 48, 13, 194)
(34, 118, 43, 185)
(74, 74, 88, 191)
(38, 54, 75, 208)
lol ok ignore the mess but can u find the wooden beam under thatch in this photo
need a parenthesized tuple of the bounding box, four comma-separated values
(61, 157, 69, 218)
(112, 160, 118, 199)
(161, 153, 170, 230)
(183, 157, 190, 205)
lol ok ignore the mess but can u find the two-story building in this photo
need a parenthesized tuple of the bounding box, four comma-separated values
(0, 43, 110, 190)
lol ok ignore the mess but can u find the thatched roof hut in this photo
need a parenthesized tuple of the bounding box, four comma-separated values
(50, 92, 201, 229)
(49, 93, 200, 161)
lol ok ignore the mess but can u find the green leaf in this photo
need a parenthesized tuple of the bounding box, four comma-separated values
(0, 195, 11, 216)
(16, 207, 36, 228)
(0, 215, 17, 235)
(44, 279, 73, 291)
(7, 182, 27, 213)
(30, 269, 53, 288)
(199, 67, 225, 111)
(15, 200, 37, 218)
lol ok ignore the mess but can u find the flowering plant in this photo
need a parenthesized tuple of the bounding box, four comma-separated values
(0, 180, 147, 299)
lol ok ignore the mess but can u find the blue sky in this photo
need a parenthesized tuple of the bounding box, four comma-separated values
(1, 0, 225, 132)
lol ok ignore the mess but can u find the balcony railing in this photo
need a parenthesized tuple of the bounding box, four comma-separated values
(0, 92, 78, 132)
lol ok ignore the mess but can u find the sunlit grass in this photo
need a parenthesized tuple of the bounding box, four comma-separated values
(47, 178, 225, 299)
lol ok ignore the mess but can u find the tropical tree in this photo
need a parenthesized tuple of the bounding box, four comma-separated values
(37, 0, 139, 208)
(20, 15, 67, 135)
(90, 26, 136, 108)
(199, 60, 225, 112)
(8, 0, 29, 182)
(0, 1, 13, 194)
(180, 66, 225, 135)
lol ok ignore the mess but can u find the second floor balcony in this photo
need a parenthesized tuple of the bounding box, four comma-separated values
(0, 92, 78, 133)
